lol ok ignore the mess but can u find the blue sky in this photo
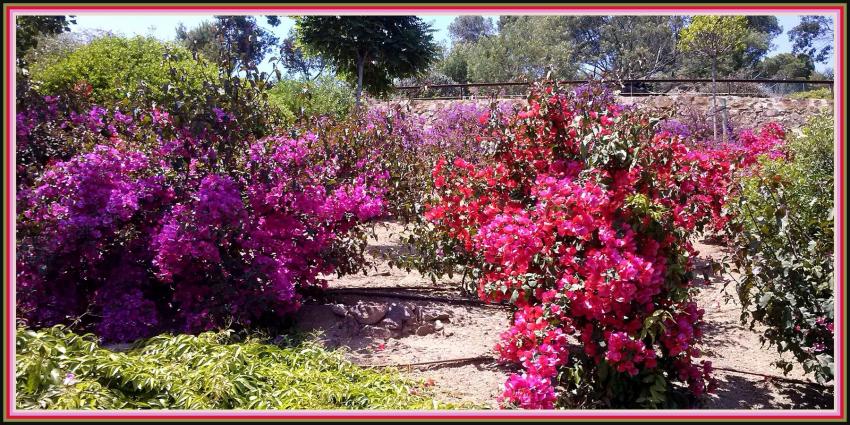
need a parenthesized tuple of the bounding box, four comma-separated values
(66, 14, 834, 74)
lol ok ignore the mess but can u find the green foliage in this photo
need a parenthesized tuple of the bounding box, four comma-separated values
(679, 16, 749, 61)
(16, 15, 75, 68)
(175, 20, 219, 61)
(726, 114, 835, 384)
(208, 16, 280, 72)
(267, 76, 355, 124)
(277, 29, 329, 81)
(294, 16, 439, 104)
(678, 16, 749, 137)
(176, 16, 281, 72)
(464, 16, 577, 82)
(448, 16, 495, 44)
(758, 53, 814, 80)
(30, 35, 218, 107)
(789, 16, 834, 64)
(677, 16, 778, 78)
(736, 16, 782, 71)
(788, 87, 833, 100)
(16, 326, 450, 410)
(438, 43, 471, 83)
(19, 29, 111, 74)
(434, 15, 784, 85)
(569, 16, 686, 80)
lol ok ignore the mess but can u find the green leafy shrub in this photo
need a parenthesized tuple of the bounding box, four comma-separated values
(30, 35, 217, 107)
(726, 113, 834, 383)
(268, 76, 355, 124)
(788, 87, 833, 100)
(16, 326, 449, 410)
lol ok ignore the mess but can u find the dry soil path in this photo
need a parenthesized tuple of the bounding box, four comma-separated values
(294, 222, 834, 410)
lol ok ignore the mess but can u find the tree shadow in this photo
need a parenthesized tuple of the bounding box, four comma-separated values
(699, 319, 749, 351)
(707, 372, 834, 409)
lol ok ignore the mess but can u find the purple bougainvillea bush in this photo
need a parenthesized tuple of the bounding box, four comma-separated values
(16, 99, 387, 342)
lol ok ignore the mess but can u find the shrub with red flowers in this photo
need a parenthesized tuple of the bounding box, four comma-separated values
(426, 82, 725, 408)
(17, 102, 387, 342)
(657, 116, 789, 233)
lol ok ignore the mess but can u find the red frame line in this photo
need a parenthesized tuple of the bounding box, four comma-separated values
(3, 3, 846, 421)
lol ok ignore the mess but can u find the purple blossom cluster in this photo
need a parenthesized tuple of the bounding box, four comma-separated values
(17, 103, 387, 341)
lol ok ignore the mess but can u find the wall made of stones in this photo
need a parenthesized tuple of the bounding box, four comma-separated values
(376, 95, 833, 132)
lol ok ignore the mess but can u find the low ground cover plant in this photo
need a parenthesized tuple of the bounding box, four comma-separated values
(16, 326, 447, 410)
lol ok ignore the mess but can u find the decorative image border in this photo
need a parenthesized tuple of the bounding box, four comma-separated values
(3, 3, 846, 421)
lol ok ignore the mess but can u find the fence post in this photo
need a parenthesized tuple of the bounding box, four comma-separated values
(721, 98, 728, 143)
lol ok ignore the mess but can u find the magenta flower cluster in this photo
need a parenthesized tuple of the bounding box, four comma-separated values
(17, 104, 386, 341)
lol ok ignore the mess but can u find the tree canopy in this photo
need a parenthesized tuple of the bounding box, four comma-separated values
(16, 15, 76, 68)
(789, 16, 834, 64)
(294, 16, 439, 106)
(448, 16, 495, 44)
(176, 16, 280, 72)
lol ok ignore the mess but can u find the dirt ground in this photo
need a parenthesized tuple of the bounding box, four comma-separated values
(295, 221, 835, 410)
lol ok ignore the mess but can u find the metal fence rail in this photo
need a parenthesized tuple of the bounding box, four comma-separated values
(393, 78, 835, 100)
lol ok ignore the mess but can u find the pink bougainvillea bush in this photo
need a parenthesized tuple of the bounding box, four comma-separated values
(425, 83, 726, 408)
(667, 118, 789, 233)
(16, 100, 387, 343)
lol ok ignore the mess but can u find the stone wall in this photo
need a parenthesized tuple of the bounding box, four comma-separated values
(375, 95, 833, 132)
(620, 95, 833, 131)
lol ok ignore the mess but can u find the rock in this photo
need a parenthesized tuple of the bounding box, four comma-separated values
(420, 308, 450, 322)
(415, 323, 437, 336)
(362, 325, 393, 339)
(352, 302, 388, 325)
(653, 96, 674, 109)
(383, 303, 412, 330)
(330, 304, 348, 317)
(382, 317, 403, 330)
(401, 321, 420, 336)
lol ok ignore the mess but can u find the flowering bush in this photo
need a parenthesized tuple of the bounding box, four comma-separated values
(293, 101, 516, 282)
(17, 101, 386, 342)
(426, 83, 723, 408)
(654, 106, 785, 235)
(659, 103, 739, 145)
(724, 114, 834, 384)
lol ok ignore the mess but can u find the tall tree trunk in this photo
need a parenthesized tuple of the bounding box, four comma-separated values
(355, 53, 365, 109)
(711, 54, 718, 142)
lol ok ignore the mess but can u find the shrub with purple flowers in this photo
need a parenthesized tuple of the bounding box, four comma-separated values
(17, 101, 387, 342)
